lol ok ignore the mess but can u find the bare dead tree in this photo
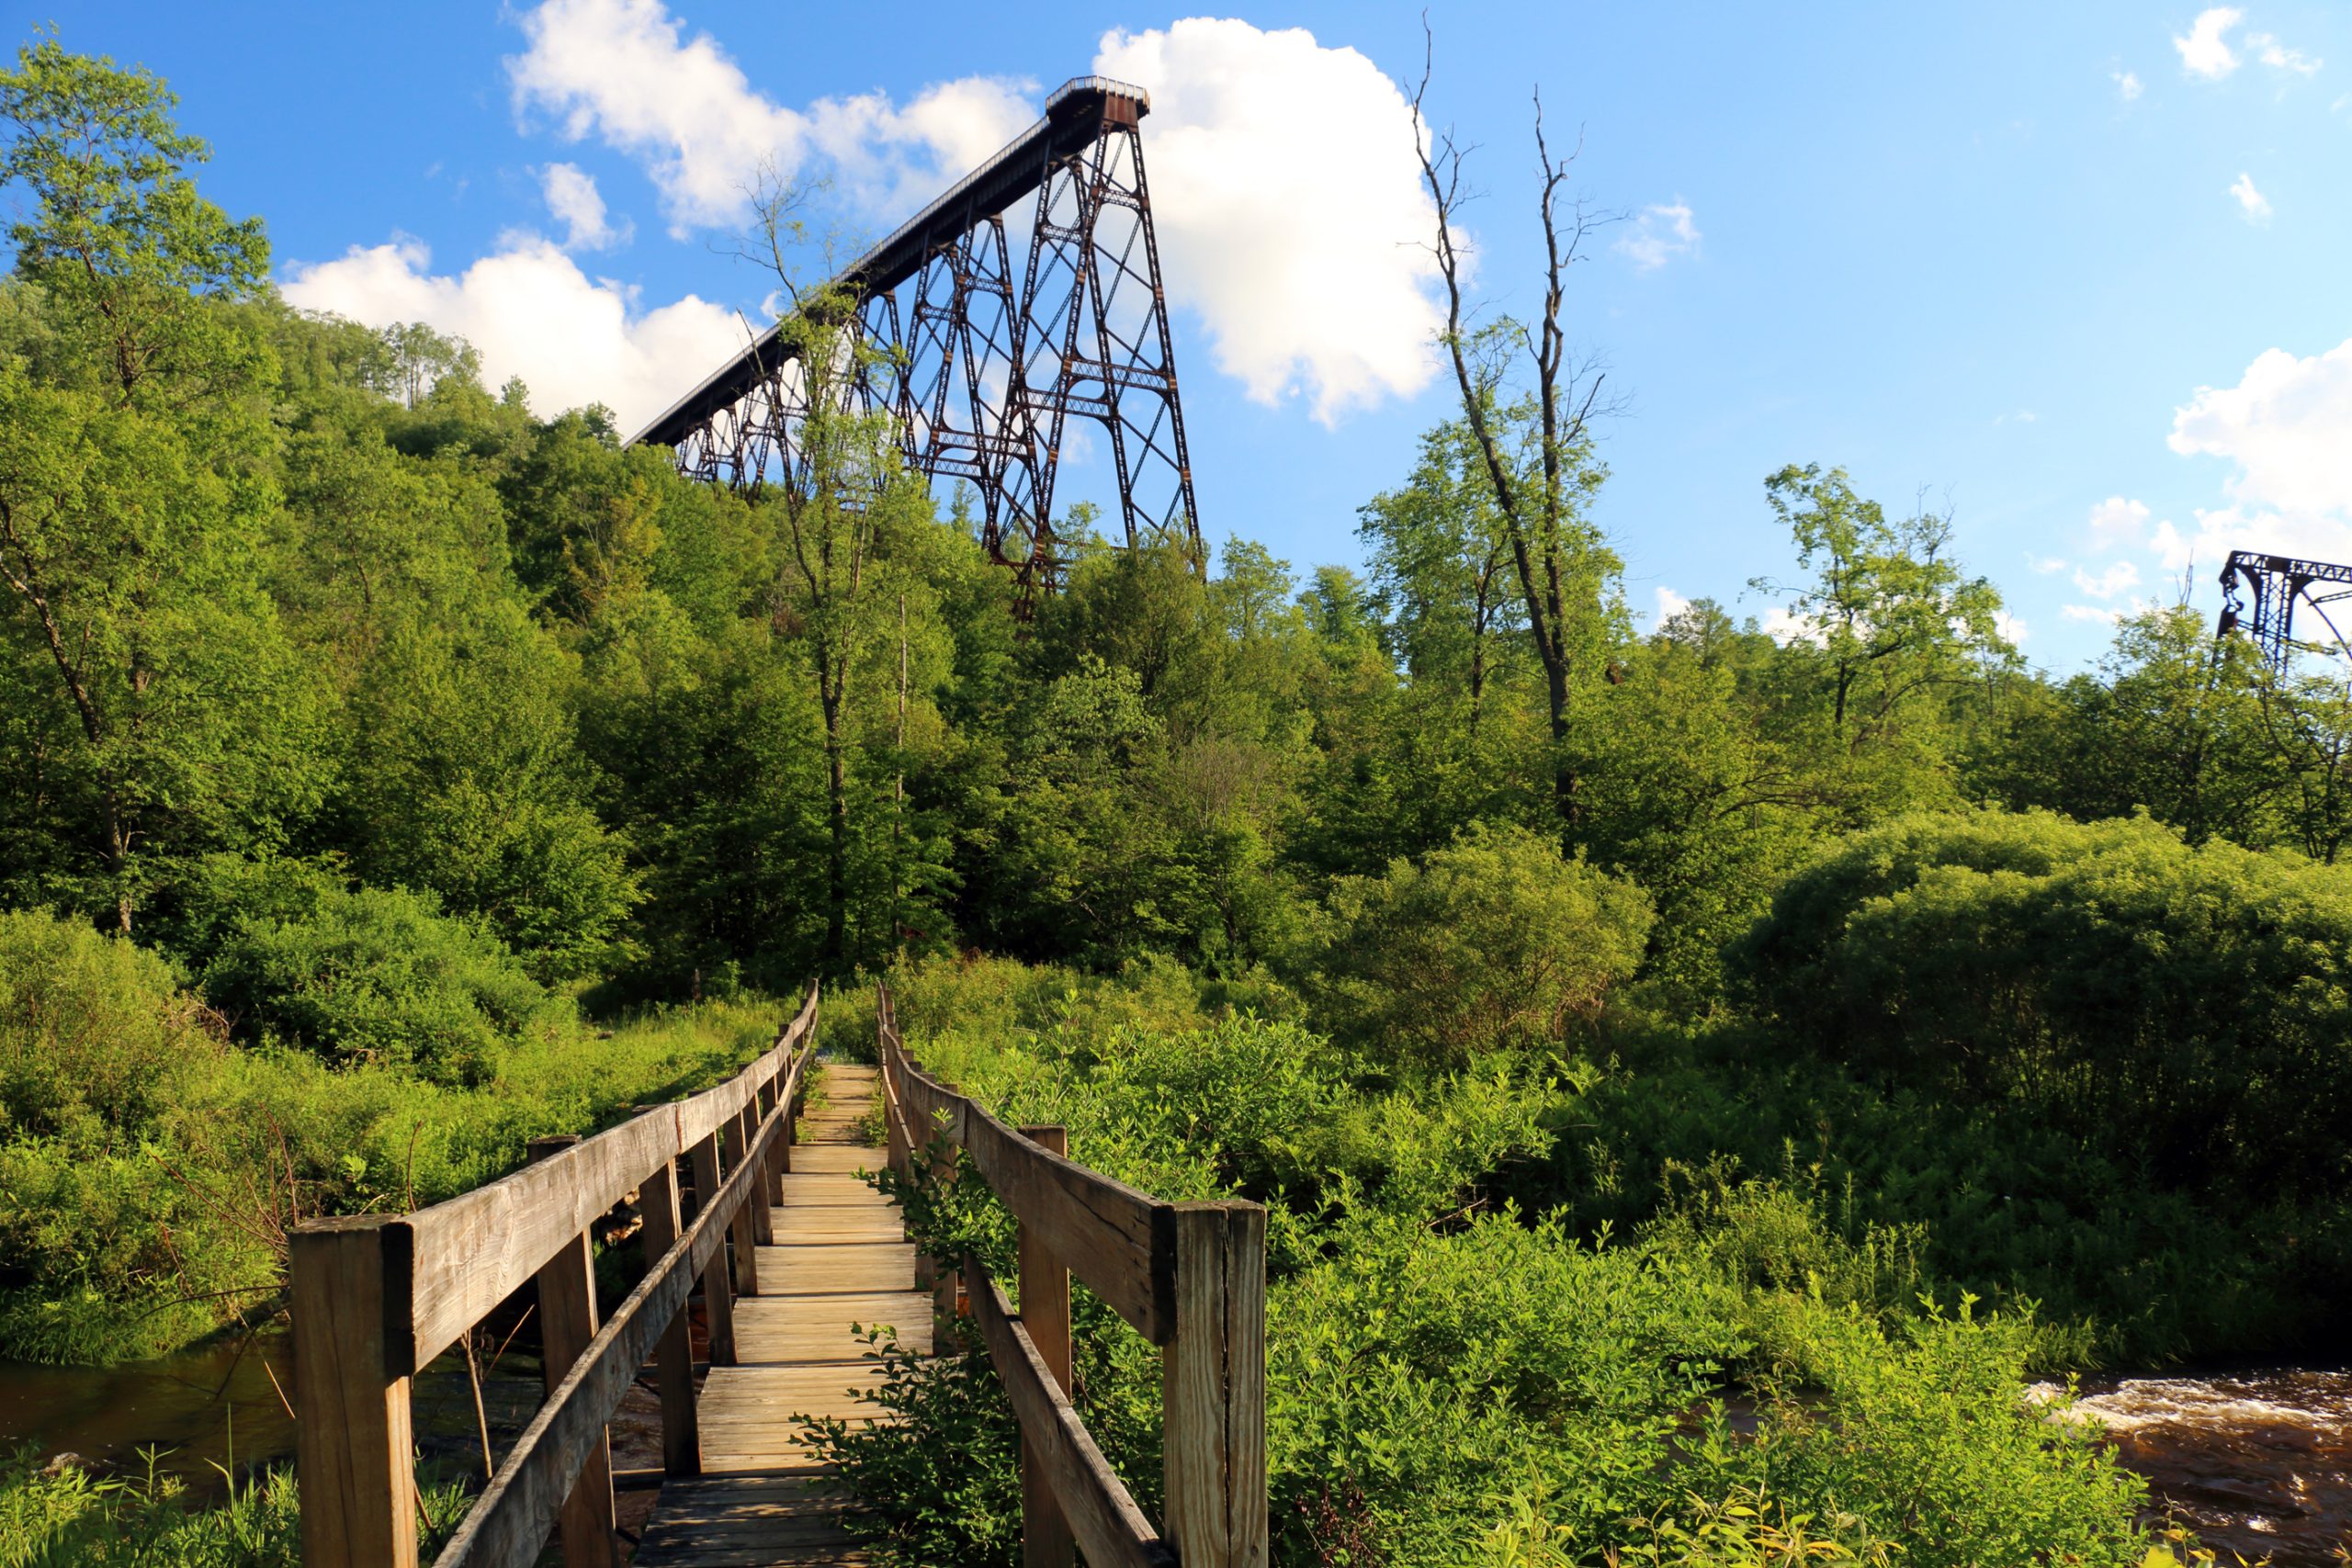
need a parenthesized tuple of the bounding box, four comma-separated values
(1412, 20, 1623, 827)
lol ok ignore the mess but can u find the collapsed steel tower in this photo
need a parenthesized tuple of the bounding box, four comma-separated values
(627, 75, 1199, 605)
(2216, 550, 2352, 673)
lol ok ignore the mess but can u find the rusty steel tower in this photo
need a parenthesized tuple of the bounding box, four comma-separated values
(628, 76, 1199, 606)
(2217, 550, 2352, 673)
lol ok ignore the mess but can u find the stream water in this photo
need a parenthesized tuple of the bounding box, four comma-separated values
(2038, 1368, 2352, 1566)
(0, 1330, 571, 1501)
(6, 1341, 2346, 1560)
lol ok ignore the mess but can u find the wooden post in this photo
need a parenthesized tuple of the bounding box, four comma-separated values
(926, 1117, 958, 1320)
(750, 1082, 777, 1245)
(525, 1137, 619, 1568)
(635, 1139, 699, 1477)
(882, 1043, 910, 1180)
(1161, 1201, 1268, 1568)
(290, 1215, 418, 1568)
(721, 1108, 761, 1299)
(1018, 1127, 1074, 1568)
(688, 1131, 737, 1365)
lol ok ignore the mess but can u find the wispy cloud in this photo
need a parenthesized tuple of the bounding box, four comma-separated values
(2087, 495, 2151, 547)
(1615, 200, 1702, 271)
(2073, 559, 2143, 600)
(2248, 31, 2321, 75)
(2173, 9, 2320, 80)
(2230, 171, 2273, 223)
(2113, 69, 2144, 100)
(539, 163, 630, 251)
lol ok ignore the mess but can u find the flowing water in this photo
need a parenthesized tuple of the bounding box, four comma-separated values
(2036, 1368, 2352, 1565)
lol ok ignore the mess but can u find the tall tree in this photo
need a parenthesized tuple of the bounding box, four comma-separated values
(1750, 465, 2012, 818)
(742, 186, 944, 967)
(1411, 35, 1622, 828)
(0, 40, 313, 931)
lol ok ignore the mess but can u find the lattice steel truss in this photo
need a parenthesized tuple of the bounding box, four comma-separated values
(2217, 550, 2352, 673)
(629, 77, 1199, 607)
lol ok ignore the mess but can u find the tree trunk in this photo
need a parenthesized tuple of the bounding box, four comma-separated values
(820, 684, 849, 968)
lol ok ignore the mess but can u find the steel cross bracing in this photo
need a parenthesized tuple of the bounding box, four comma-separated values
(2217, 550, 2352, 674)
(628, 76, 1200, 609)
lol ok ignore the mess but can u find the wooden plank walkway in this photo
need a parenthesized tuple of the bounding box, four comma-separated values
(634, 1063, 925, 1566)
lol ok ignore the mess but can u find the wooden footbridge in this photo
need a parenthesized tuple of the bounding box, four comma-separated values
(288, 985, 1266, 1567)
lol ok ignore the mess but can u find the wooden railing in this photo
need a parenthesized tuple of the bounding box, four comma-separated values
(876, 986, 1269, 1568)
(288, 983, 822, 1568)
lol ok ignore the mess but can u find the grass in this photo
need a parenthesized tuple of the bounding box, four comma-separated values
(0, 1444, 474, 1567)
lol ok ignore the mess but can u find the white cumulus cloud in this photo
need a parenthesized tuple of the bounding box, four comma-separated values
(2073, 559, 2143, 600)
(1996, 610, 2030, 645)
(505, 0, 1032, 235)
(1615, 200, 1701, 272)
(2230, 172, 2272, 223)
(1653, 585, 1691, 624)
(500, 5, 1443, 423)
(2028, 553, 2069, 574)
(280, 236, 745, 432)
(2063, 604, 2127, 625)
(2165, 335, 2352, 564)
(541, 162, 630, 250)
(1092, 18, 1445, 423)
(2177, 7, 2244, 77)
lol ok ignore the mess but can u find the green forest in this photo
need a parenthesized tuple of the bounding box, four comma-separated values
(4, 37, 2349, 1568)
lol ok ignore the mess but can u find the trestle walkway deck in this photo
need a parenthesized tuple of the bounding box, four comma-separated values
(289, 985, 1266, 1568)
(634, 1064, 920, 1566)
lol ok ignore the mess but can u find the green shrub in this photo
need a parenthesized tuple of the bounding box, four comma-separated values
(0, 897, 789, 1361)
(1310, 823, 1653, 1076)
(0, 912, 262, 1360)
(198, 878, 558, 1085)
(828, 960, 2171, 1566)
(1735, 809, 2352, 1198)
(0, 908, 218, 1139)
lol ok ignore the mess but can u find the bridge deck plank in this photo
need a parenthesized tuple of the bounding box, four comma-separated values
(633, 1063, 917, 1567)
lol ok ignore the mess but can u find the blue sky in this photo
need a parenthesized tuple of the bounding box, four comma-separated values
(35, 1, 2352, 669)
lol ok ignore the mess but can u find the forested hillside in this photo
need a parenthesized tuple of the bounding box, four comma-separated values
(4, 37, 2348, 1566)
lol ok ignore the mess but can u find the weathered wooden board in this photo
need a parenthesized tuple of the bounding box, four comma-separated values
(757, 1243, 917, 1295)
(735, 1292, 931, 1362)
(633, 1473, 865, 1567)
(784, 1146, 891, 1176)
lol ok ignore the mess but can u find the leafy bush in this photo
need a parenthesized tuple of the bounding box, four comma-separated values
(196, 870, 558, 1086)
(817, 956, 2169, 1567)
(0, 911, 257, 1359)
(1310, 823, 1653, 1075)
(0, 900, 790, 1361)
(0, 908, 219, 1139)
(1736, 809, 2352, 1197)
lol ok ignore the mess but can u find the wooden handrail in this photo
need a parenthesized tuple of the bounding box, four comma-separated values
(881, 1017, 1175, 1341)
(876, 984, 1268, 1568)
(964, 1258, 1177, 1568)
(431, 1063, 800, 1566)
(290, 983, 821, 1568)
